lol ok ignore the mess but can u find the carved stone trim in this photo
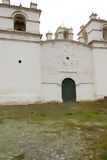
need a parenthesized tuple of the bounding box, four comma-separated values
(89, 40, 107, 44)
(0, 37, 41, 43)
(87, 29, 101, 35)
(41, 39, 91, 48)
(58, 70, 77, 73)
(42, 82, 94, 86)
(0, 4, 42, 16)
(0, 16, 40, 23)
(78, 19, 107, 35)
(42, 82, 57, 85)
(0, 29, 42, 38)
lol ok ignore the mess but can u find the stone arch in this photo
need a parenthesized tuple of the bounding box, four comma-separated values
(12, 11, 28, 20)
(83, 30, 88, 43)
(62, 78, 76, 102)
(64, 30, 69, 40)
(14, 14, 26, 31)
(12, 11, 28, 31)
(102, 25, 107, 40)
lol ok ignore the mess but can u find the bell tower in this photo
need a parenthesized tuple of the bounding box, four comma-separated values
(78, 13, 107, 47)
(0, 0, 42, 41)
(55, 26, 74, 40)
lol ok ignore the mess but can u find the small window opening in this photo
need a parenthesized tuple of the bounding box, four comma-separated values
(14, 14, 26, 31)
(66, 57, 69, 60)
(83, 31, 88, 43)
(64, 31, 68, 40)
(103, 27, 107, 40)
(18, 60, 22, 63)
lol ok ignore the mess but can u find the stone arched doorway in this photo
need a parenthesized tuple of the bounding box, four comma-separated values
(62, 78, 76, 102)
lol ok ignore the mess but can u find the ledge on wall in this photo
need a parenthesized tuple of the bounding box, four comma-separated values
(2, 0, 10, 5)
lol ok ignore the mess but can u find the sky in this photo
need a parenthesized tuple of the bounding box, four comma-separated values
(0, 0, 107, 40)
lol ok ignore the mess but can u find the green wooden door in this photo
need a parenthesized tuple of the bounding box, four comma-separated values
(62, 78, 76, 102)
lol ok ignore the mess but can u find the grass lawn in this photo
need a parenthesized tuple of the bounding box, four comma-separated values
(0, 102, 107, 160)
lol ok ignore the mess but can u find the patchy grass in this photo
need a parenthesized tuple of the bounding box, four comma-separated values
(0, 102, 107, 160)
(99, 152, 107, 160)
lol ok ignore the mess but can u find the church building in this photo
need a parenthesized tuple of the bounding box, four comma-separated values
(0, 0, 107, 104)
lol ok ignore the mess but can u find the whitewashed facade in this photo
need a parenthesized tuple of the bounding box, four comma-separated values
(0, 0, 107, 104)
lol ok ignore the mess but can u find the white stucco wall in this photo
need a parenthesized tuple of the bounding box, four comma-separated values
(0, 39, 42, 104)
(26, 21, 40, 33)
(93, 48, 107, 99)
(41, 40, 95, 102)
(0, 17, 13, 30)
(77, 84, 95, 101)
(41, 84, 60, 102)
(88, 30, 103, 42)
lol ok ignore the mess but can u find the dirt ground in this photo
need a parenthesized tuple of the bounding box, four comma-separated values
(0, 102, 107, 160)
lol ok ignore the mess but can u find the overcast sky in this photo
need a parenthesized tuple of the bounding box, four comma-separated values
(0, 0, 107, 39)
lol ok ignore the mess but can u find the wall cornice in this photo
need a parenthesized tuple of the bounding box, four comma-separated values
(0, 16, 40, 23)
(0, 29, 42, 38)
(41, 39, 91, 48)
(0, 3, 41, 16)
(0, 37, 41, 43)
(78, 19, 107, 35)
(89, 40, 107, 44)
(87, 29, 101, 35)
(89, 40, 107, 49)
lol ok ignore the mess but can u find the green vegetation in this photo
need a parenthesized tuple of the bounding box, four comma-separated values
(0, 102, 107, 160)
(99, 152, 107, 160)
